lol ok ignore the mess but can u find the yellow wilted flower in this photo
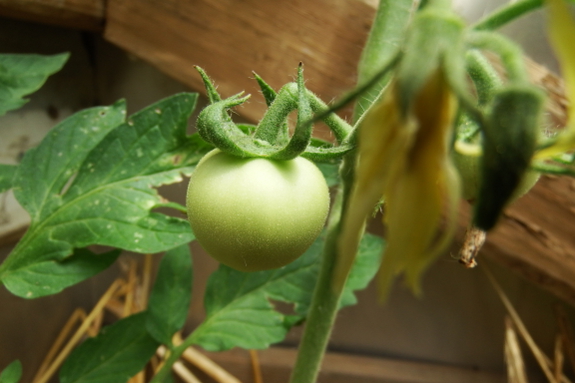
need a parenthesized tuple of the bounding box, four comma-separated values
(535, 0, 575, 158)
(336, 69, 461, 299)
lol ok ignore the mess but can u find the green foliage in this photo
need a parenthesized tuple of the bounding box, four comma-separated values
(0, 164, 17, 194)
(147, 244, 193, 347)
(0, 360, 22, 383)
(4, 248, 120, 297)
(59, 313, 160, 383)
(190, 233, 383, 351)
(0, 93, 211, 298)
(0, 53, 68, 116)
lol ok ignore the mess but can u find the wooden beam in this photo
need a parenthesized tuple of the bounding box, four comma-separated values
(196, 347, 506, 383)
(2, 0, 575, 307)
(477, 175, 575, 307)
(104, 0, 375, 123)
(0, 0, 105, 31)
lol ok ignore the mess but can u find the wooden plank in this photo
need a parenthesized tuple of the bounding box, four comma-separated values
(478, 175, 575, 307)
(104, 0, 375, 123)
(194, 347, 506, 383)
(0, 0, 105, 31)
(1, 0, 574, 307)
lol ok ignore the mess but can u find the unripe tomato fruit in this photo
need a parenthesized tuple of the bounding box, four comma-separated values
(186, 149, 330, 272)
(451, 149, 540, 202)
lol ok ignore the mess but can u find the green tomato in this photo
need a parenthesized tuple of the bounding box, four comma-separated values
(186, 149, 330, 272)
(451, 149, 540, 202)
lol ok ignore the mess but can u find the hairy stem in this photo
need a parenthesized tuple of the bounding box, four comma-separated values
(472, 0, 543, 31)
(288, 151, 355, 383)
(353, 0, 414, 122)
(466, 31, 528, 83)
(465, 49, 503, 106)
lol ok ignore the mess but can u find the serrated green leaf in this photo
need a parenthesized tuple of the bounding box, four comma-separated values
(0, 53, 69, 116)
(60, 312, 159, 383)
(0, 360, 22, 383)
(147, 244, 193, 346)
(0, 93, 210, 298)
(2, 248, 120, 298)
(340, 233, 384, 307)
(14, 101, 127, 222)
(0, 164, 17, 193)
(191, 233, 383, 351)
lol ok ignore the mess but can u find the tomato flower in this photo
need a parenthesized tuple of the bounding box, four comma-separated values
(337, 70, 461, 298)
(535, 0, 575, 159)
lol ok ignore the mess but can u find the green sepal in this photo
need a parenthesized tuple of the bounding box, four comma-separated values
(473, 85, 544, 230)
(396, 8, 465, 114)
(302, 143, 354, 163)
(253, 83, 296, 146)
(195, 66, 222, 104)
(253, 72, 278, 106)
(196, 68, 354, 161)
(270, 64, 313, 160)
(195, 93, 273, 158)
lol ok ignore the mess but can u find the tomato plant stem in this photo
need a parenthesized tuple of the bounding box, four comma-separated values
(288, 193, 344, 383)
(472, 0, 543, 31)
(289, 149, 357, 383)
(150, 332, 199, 383)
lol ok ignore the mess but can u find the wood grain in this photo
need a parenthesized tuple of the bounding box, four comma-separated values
(104, 0, 375, 123)
(195, 347, 506, 383)
(479, 176, 575, 306)
(0, 0, 105, 31)
(2, 0, 575, 307)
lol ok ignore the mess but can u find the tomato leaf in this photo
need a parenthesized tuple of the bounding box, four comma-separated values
(4, 248, 120, 298)
(0, 93, 208, 298)
(191, 233, 383, 351)
(0, 53, 69, 116)
(0, 164, 17, 194)
(147, 244, 193, 347)
(339, 233, 384, 307)
(0, 360, 22, 383)
(59, 312, 159, 383)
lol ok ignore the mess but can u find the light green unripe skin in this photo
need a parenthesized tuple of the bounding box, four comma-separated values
(452, 150, 540, 202)
(186, 149, 330, 272)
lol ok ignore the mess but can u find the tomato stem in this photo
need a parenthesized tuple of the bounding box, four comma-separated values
(471, 0, 543, 31)
(289, 2, 414, 380)
(288, 184, 346, 383)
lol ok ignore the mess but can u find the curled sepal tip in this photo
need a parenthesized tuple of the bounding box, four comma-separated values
(195, 67, 353, 161)
(196, 93, 274, 158)
(253, 71, 277, 107)
(270, 64, 313, 160)
(194, 66, 222, 104)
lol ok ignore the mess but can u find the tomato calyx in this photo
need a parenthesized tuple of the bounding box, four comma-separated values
(194, 65, 354, 162)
